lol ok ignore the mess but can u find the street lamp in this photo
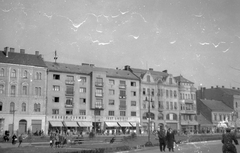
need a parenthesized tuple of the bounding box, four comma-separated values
(145, 96, 153, 147)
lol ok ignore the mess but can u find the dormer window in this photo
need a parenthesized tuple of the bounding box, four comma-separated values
(147, 75, 150, 82)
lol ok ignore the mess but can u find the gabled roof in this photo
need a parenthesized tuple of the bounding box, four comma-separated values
(45, 62, 139, 80)
(200, 99, 233, 112)
(197, 113, 213, 126)
(174, 75, 193, 84)
(218, 88, 240, 96)
(0, 51, 46, 68)
(130, 68, 168, 81)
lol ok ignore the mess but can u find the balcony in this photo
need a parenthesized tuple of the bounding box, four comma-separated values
(158, 107, 164, 112)
(65, 80, 75, 85)
(95, 93, 104, 97)
(94, 105, 104, 110)
(95, 82, 104, 87)
(65, 103, 74, 108)
(185, 99, 194, 103)
(180, 120, 198, 125)
(119, 95, 126, 99)
(65, 91, 74, 96)
(180, 109, 197, 114)
(119, 84, 126, 89)
(119, 105, 127, 110)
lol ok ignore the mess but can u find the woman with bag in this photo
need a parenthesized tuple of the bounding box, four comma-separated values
(166, 128, 175, 152)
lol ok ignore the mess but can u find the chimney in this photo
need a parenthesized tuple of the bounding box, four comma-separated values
(4, 47, 8, 57)
(162, 70, 168, 73)
(149, 68, 153, 71)
(10, 48, 15, 52)
(35, 51, 39, 55)
(203, 87, 206, 90)
(124, 65, 130, 71)
(20, 49, 25, 54)
(233, 87, 235, 89)
(222, 86, 224, 88)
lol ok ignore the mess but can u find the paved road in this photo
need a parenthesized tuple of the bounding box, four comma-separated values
(131, 140, 240, 153)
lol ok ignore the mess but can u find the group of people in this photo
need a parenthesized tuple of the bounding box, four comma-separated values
(11, 133, 25, 147)
(157, 127, 175, 152)
(49, 132, 67, 148)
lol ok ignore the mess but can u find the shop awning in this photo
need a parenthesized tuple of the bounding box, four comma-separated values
(78, 122, 93, 127)
(105, 122, 119, 127)
(49, 121, 63, 127)
(118, 122, 132, 127)
(63, 121, 79, 127)
(129, 122, 141, 127)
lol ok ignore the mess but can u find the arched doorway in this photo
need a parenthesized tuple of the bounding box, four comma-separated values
(19, 119, 27, 134)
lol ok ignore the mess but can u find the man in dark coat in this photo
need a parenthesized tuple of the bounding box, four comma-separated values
(222, 128, 238, 153)
(166, 128, 175, 152)
(158, 127, 166, 152)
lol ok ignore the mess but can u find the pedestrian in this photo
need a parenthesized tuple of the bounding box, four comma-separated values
(166, 128, 175, 152)
(55, 133, 60, 148)
(12, 134, 17, 145)
(222, 128, 238, 153)
(18, 134, 23, 147)
(49, 133, 54, 148)
(158, 127, 166, 152)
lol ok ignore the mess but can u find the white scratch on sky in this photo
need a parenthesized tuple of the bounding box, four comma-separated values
(170, 40, 176, 44)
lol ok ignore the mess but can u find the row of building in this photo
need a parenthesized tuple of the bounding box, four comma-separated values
(0, 47, 239, 136)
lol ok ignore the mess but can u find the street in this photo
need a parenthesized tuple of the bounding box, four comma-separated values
(133, 140, 240, 153)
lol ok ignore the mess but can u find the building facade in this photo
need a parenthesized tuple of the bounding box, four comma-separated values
(174, 75, 198, 133)
(45, 62, 141, 135)
(0, 47, 47, 135)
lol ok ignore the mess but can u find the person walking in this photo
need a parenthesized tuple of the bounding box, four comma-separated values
(166, 128, 175, 152)
(157, 126, 166, 152)
(18, 134, 23, 147)
(222, 128, 238, 153)
(12, 134, 17, 145)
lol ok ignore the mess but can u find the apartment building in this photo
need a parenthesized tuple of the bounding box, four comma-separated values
(124, 66, 180, 132)
(45, 62, 140, 134)
(174, 75, 198, 133)
(0, 47, 47, 135)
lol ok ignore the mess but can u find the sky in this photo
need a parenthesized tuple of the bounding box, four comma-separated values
(0, 0, 240, 89)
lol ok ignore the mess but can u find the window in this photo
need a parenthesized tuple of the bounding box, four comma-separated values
(95, 99, 103, 108)
(0, 84, 4, 94)
(109, 89, 115, 95)
(158, 101, 164, 109)
(169, 78, 172, 84)
(166, 113, 177, 120)
(151, 89, 154, 96)
(66, 75, 74, 81)
(131, 101, 136, 106)
(158, 113, 164, 120)
(35, 72, 42, 80)
(22, 102, 26, 112)
(35, 87, 41, 96)
(94, 110, 101, 116)
(96, 78, 103, 83)
(236, 102, 238, 108)
(147, 75, 150, 82)
(66, 109, 73, 115)
(120, 111, 126, 116)
(0, 68, 4, 76)
(22, 86, 27, 95)
(79, 76, 86, 82)
(170, 102, 173, 110)
(96, 88, 103, 97)
(53, 85, 60, 91)
(53, 74, 60, 80)
(109, 100, 114, 105)
(10, 102, 15, 113)
(66, 86, 74, 95)
(0, 102, 2, 111)
(66, 97, 73, 106)
(79, 87, 86, 93)
(79, 110, 86, 115)
(53, 97, 59, 103)
(166, 101, 169, 110)
(166, 90, 168, 97)
(34, 103, 40, 112)
(170, 90, 172, 97)
(131, 91, 136, 96)
(174, 102, 177, 110)
(131, 82, 136, 87)
(80, 98, 86, 104)
(109, 79, 114, 85)
(52, 109, 59, 114)
(143, 88, 146, 95)
(120, 90, 126, 96)
(11, 85, 16, 96)
(109, 111, 114, 116)
(174, 91, 177, 98)
(11, 69, 16, 78)
(131, 111, 136, 116)
(120, 80, 126, 85)
(23, 70, 28, 78)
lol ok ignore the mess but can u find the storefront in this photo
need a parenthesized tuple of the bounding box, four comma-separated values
(78, 121, 92, 134)
(63, 121, 79, 135)
(104, 122, 119, 135)
(117, 122, 132, 134)
(48, 121, 63, 134)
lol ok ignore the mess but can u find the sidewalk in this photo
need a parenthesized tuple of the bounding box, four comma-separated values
(0, 142, 43, 148)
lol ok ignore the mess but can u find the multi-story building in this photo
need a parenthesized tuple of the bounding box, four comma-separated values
(197, 99, 233, 133)
(124, 66, 180, 132)
(45, 62, 140, 134)
(0, 47, 47, 135)
(174, 75, 198, 133)
(196, 86, 240, 128)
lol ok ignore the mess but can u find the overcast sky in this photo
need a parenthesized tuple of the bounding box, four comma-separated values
(0, 0, 240, 88)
